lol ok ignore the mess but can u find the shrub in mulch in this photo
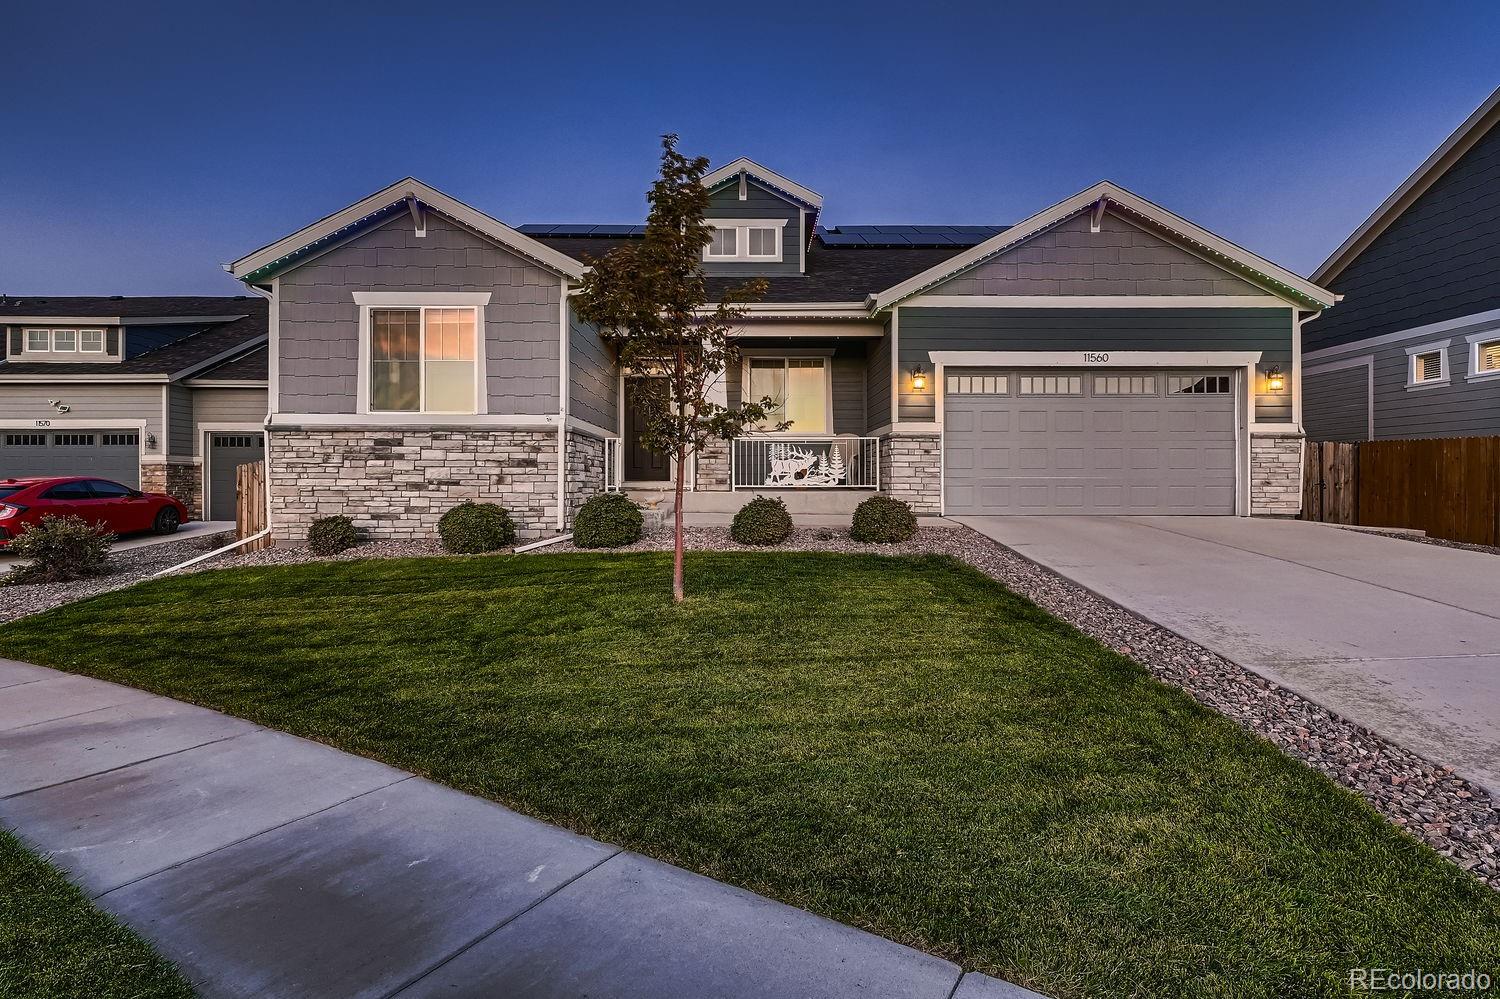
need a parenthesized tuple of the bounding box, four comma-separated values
(850, 495, 917, 544)
(307, 515, 360, 556)
(438, 502, 516, 554)
(4, 515, 113, 585)
(573, 493, 643, 549)
(730, 496, 793, 546)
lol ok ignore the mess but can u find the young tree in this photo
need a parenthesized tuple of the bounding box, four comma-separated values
(574, 134, 777, 602)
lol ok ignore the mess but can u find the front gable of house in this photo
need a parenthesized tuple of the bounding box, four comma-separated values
(699, 159, 820, 277)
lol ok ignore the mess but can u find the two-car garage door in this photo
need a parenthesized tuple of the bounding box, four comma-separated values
(943, 369, 1238, 515)
(0, 431, 141, 487)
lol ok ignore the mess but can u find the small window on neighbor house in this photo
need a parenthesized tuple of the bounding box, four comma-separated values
(25, 329, 49, 351)
(1477, 340, 1500, 375)
(1412, 350, 1443, 384)
(79, 329, 105, 352)
(51, 329, 77, 352)
(706, 227, 738, 258)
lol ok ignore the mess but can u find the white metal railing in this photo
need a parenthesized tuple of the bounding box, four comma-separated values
(603, 438, 622, 491)
(731, 436, 879, 490)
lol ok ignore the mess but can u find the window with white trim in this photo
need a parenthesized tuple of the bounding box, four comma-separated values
(703, 220, 784, 262)
(747, 357, 828, 432)
(1471, 338, 1500, 378)
(80, 329, 105, 352)
(1018, 375, 1082, 396)
(25, 329, 50, 351)
(370, 307, 478, 413)
(1411, 350, 1444, 384)
(51, 330, 77, 352)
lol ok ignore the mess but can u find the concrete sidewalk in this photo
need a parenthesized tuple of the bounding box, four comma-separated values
(0, 659, 1040, 999)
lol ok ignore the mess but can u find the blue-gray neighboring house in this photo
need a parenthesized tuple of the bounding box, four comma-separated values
(1303, 85, 1500, 441)
(225, 162, 1337, 544)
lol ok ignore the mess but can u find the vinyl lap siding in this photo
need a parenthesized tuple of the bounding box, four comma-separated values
(189, 387, 268, 455)
(898, 307, 1294, 423)
(702, 180, 804, 277)
(867, 321, 892, 429)
(1304, 365, 1371, 441)
(1369, 337, 1500, 438)
(0, 383, 165, 448)
(1305, 121, 1500, 353)
(276, 213, 561, 415)
(167, 385, 194, 457)
(568, 308, 617, 432)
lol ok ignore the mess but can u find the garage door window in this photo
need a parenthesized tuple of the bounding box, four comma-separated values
(1169, 374, 1231, 395)
(101, 433, 138, 447)
(213, 434, 263, 449)
(1094, 375, 1156, 395)
(53, 434, 96, 446)
(946, 374, 1008, 394)
(5, 434, 46, 446)
(1018, 375, 1082, 395)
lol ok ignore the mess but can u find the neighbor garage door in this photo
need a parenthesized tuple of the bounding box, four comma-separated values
(206, 432, 264, 521)
(943, 369, 1237, 515)
(0, 430, 140, 487)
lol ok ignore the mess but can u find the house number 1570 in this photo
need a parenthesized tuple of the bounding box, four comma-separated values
(1083, 352, 1110, 363)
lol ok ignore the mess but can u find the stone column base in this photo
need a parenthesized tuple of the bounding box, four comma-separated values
(694, 441, 731, 491)
(879, 433, 942, 514)
(141, 461, 203, 520)
(1250, 432, 1303, 516)
(564, 430, 607, 526)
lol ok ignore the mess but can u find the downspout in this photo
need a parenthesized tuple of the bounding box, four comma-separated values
(557, 281, 572, 532)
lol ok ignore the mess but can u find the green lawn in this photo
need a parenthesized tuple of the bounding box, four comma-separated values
(1, 552, 1495, 998)
(0, 829, 193, 999)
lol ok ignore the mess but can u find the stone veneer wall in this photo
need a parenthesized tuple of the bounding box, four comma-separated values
(564, 430, 607, 526)
(695, 441, 731, 491)
(879, 433, 942, 514)
(141, 461, 203, 520)
(269, 429, 559, 544)
(1250, 432, 1303, 516)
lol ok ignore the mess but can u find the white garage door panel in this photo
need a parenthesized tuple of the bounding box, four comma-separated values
(943, 369, 1236, 515)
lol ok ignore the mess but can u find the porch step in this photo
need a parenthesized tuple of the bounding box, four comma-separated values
(623, 489, 675, 533)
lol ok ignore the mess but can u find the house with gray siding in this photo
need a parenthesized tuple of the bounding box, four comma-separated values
(1303, 85, 1500, 441)
(0, 297, 269, 520)
(226, 162, 1335, 544)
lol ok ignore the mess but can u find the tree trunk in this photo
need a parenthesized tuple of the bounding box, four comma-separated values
(673, 442, 686, 603)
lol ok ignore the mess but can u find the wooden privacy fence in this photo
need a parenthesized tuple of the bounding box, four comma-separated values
(235, 460, 272, 552)
(1303, 438, 1500, 546)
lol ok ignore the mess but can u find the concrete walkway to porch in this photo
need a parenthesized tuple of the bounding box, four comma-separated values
(0, 659, 1041, 999)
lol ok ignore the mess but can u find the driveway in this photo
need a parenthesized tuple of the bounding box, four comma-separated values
(957, 516, 1500, 794)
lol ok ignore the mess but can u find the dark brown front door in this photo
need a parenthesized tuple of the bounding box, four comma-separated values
(624, 378, 670, 482)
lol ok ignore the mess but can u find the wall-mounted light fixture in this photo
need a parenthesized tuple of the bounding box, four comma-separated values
(1266, 366, 1285, 393)
(911, 364, 928, 391)
(145, 432, 158, 450)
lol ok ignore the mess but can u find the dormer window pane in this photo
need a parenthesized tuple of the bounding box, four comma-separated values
(52, 330, 77, 352)
(26, 330, 49, 351)
(80, 329, 105, 352)
(747, 227, 777, 257)
(707, 227, 737, 257)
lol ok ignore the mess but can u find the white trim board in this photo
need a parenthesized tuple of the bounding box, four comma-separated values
(868, 181, 1337, 312)
(1303, 307, 1500, 362)
(700, 158, 823, 209)
(903, 295, 1291, 309)
(926, 350, 1263, 368)
(268, 413, 559, 429)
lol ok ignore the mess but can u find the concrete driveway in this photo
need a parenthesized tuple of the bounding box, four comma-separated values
(957, 516, 1500, 794)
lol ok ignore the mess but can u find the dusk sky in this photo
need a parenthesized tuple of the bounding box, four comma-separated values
(4, 1, 1497, 296)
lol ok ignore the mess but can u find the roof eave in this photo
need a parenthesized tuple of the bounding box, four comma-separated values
(701, 157, 824, 210)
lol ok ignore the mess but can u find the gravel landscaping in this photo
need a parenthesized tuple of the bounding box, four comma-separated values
(1329, 524, 1500, 556)
(0, 532, 234, 624)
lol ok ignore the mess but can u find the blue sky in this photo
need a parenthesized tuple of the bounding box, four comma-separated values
(3, 1, 1497, 295)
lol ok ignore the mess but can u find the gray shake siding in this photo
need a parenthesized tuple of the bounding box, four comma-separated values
(702, 180, 805, 277)
(167, 385, 194, 457)
(931, 211, 1268, 297)
(897, 307, 1294, 423)
(2, 383, 166, 452)
(568, 308, 617, 432)
(1305, 120, 1500, 353)
(276, 213, 562, 415)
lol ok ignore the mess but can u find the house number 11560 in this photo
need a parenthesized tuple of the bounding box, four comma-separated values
(1083, 352, 1110, 363)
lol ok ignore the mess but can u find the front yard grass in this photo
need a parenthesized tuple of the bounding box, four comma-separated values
(1, 551, 1495, 998)
(0, 829, 193, 999)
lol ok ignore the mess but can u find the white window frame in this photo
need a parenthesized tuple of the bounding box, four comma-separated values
(353, 292, 492, 416)
(702, 218, 787, 263)
(50, 329, 77, 352)
(1466, 330, 1500, 382)
(25, 329, 50, 352)
(79, 328, 105, 352)
(739, 349, 834, 435)
(1405, 339, 1450, 389)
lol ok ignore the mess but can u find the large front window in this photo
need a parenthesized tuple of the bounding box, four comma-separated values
(748, 357, 828, 433)
(370, 307, 477, 413)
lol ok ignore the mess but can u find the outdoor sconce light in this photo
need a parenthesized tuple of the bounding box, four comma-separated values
(911, 364, 928, 391)
(1266, 366, 1285, 393)
(145, 432, 158, 450)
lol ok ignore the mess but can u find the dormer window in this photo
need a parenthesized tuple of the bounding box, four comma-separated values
(80, 329, 105, 352)
(52, 329, 77, 352)
(703, 220, 785, 263)
(26, 329, 50, 351)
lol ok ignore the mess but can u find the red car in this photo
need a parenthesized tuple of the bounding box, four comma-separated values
(0, 477, 189, 548)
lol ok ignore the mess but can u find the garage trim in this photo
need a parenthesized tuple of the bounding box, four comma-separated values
(929, 350, 1262, 517)
(200, 422, 265, 524)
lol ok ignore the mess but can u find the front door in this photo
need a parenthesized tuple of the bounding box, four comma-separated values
(624, 377, 670, 482)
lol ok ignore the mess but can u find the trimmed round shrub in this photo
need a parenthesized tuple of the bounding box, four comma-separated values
(573, 493, 643, 549)
(730, 496, 793, 546)
(438, 501, 516, 554)
(5, 515, 113, 585)
(850, 495, 917, 544)
(307, 515, 359, 556)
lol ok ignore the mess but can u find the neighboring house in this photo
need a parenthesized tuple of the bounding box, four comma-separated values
(1303, 85, 1500, 441)
(226, 162, 1336, 543)
(0, 296, 268, 520)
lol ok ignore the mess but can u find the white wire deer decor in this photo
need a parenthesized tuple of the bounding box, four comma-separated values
(764, 442, 849, 486)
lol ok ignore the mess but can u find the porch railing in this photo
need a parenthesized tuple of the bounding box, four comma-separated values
(731, 436, 879, 490)
(603, 438, 622, 491)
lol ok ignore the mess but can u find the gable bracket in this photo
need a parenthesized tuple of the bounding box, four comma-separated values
(1089, 197, 1108, 233)
(406, 194, 427, 238)
(738, 170, 748, 201)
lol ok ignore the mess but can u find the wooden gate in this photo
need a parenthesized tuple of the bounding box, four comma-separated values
(1303, 438, 1500, 545)
(234, 460, 272, 552)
